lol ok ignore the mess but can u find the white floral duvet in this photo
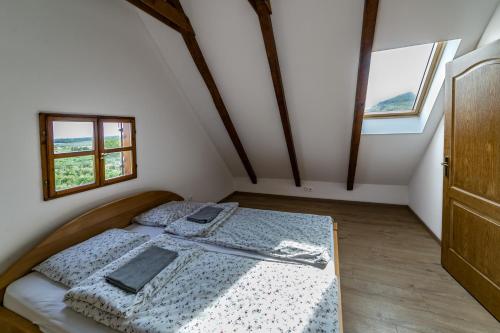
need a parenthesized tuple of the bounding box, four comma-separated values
(65, 235, 339, 333)
(164, 202, 239, 237)
(197, 208, 333, 268)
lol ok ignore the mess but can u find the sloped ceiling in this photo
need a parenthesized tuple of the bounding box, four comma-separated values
(136, 0, 498, 185)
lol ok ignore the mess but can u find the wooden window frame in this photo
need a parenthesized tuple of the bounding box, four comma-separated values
(39, 113, 137, 200)
(364, 41, 446, 119)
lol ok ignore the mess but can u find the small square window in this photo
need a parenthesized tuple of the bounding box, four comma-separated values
(364, 42, 445, 118)
(40, 114, 137, 200)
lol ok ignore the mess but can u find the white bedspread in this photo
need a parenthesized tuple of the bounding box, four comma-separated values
(65, 235, 203, 320)
(65, 236, 339, 333)
(164, 202, 238, 237)
(199, 208, 333, 268)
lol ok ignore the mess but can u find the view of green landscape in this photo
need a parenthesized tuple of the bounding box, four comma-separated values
(366, 92, 416, 113)
(53, 136, 129, 191)
(54, 155, 95, 191)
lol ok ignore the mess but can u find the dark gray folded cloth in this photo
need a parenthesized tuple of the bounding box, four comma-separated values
(105, 246, 178, 293)
(186, 206, 224, 224)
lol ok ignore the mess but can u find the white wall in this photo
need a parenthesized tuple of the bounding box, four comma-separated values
(234, 178, 408, 205)
(0, 0, 233, 273)
(408, 2, 500, 240)
(408, 118, 445, 238)
(479, 3, 500, 46)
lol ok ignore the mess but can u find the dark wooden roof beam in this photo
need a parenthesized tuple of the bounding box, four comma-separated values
(249, 0, 301, 187)
(346, 0, 379, 190)
(126, 0, 192, 34)
(162, 0, 258, 183)
(127, 0, 257, 183)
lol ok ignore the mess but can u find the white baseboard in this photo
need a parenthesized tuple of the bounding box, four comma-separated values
(233, 178, 409, 205)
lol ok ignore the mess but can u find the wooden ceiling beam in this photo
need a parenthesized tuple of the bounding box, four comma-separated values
(129, 0, 257, 184)
(249, 0, 301, 187)
(126, 0, 192, 34)
(165, 0, 257, 184)
(249, 0, 271, 14)
(346, 0, 379, 190)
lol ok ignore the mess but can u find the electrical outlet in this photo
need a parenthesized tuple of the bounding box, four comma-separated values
(303, 187, 312, 192)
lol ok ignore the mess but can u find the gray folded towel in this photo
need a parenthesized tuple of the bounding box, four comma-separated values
(186, 206, 224, 224)
(105, 246, 178, 293)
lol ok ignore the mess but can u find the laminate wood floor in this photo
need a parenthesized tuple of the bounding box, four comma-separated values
(222, 192, 500, 333)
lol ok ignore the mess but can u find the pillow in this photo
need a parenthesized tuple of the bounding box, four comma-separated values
(133, 201, 209, 227)
(33, 229, 149, 287)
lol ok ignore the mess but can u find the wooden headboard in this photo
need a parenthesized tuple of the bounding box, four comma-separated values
(0, 190, 182, 303)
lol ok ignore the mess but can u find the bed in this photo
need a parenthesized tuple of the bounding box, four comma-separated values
(0, 191, 342, 333)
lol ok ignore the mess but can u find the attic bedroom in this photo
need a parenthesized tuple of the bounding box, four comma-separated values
(0, 0, 498, 332)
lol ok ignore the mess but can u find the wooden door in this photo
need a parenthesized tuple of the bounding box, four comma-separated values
(442, 39, 500, 321)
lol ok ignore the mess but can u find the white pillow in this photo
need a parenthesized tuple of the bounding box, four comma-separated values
(33, 229, 149, 287)
(133, 201, 209, 227)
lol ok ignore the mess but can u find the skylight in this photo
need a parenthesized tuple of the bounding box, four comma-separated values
(364, 42, 444, 118)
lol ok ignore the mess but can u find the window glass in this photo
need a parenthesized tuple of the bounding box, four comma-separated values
(54, 156, 95, 191)
(104, 151, 133, 180)
(103, 122, 132, 149)
(365, 43, 435, 114)
(53, 121, 94, 154)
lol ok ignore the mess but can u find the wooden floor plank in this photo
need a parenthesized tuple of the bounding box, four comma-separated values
(222, 192, 500, 333)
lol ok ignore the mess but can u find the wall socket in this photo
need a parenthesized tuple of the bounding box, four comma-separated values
(303, 187, 313, 192)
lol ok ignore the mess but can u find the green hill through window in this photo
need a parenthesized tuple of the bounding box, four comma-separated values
(367, 92, 416, 113)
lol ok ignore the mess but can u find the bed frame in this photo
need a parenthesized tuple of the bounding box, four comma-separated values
(0, 191, 342, 333)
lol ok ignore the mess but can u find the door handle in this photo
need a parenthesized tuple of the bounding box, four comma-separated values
(441, 156, 449, 177)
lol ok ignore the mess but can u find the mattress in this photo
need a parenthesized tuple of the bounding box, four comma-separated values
(4, 272, 116, 333)
(4, 223, 336, 333)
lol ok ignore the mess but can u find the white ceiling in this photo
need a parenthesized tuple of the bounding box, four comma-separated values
(136, 0, 498, 185)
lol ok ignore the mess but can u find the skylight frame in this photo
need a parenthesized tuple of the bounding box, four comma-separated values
(364, 41, 446, 119)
